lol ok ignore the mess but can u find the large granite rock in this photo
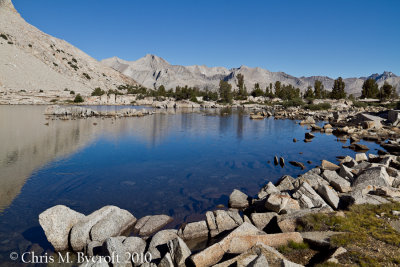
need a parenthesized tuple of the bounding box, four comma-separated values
(317, 184, 340, 209)
(258, 182, 280, 199)
(39, 205, 85, 251)
(353, 167, 391, 191)
(322, 170, 352, 193)
(167, 237, 191, 267)
(229, 189, 249, 209)
(250, 212, 278, 230)
(265, 193, 300, 213)
(178, 220, 208, 240)
(293, 182, 330, 209)
(90, 208, 136, 243)
(190, 222, 264, 267)
(293, 169, 329, 191)
(103, 237, 129, 267)
(70, 206, 120, 251)
(275, 175, 295, 191)
(123, 237, 146, 260)
(134, 215, 173, 237)
(321, 160, 340, 171)
(148, 230, 179, 260)
(213, 210, 242, 235)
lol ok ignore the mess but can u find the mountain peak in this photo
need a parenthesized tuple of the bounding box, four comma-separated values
(143, 54, 169, 64)
(0, 0, 18, 14)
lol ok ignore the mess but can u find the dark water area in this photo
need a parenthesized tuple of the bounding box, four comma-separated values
(0, 105, 384, 265)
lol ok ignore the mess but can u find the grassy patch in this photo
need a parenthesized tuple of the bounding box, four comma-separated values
(299, 202, 400, 266)
(282, 98, 305, 108)
(278, 240, 309, 254)
(304, 103, 331, 110)
(353, 101, 368, 108)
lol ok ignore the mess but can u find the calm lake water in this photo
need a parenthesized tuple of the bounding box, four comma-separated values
(0, 105, 384, 265)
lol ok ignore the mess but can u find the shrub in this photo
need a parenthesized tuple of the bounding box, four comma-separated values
(107, 89, 123, 96)
(68, 61, 78, 70)
(282, 98, 304, 107)
(39, 89, 43, 93)
(28, 44, 32, 48)
(91, 87, 105, 96)
(50, 99, 57, 103)
(64, 88, 69, 91)
(353, 101, 368, 108)
(82, 73, 91, 80)
(304, 103, 331, 110)
(72, 58, 78, 63)
(73, 94, 84, 103)
(53, 62, 58, 67)
(0, 33, 8, 40)
(70, 90, 75, 95)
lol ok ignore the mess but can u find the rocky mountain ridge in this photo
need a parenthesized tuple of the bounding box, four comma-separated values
(102, 54, 400, 96)
(0, 0, 137, 95)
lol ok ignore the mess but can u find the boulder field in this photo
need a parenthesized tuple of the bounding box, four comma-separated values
(38, 151, 400, 266)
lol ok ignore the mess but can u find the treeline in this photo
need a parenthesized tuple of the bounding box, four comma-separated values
(89, 74, 396, 104)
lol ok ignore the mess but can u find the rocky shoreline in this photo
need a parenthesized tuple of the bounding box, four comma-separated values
(37, 146, 400, 266)
(32, 101, 400, 266)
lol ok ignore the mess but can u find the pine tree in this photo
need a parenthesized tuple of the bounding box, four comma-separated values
(361, 78, 379, 99)
(330, 77, 346, 99)
(219, 80, 233, 103)
(236, 74, 247, 99)
(380, 81, 396, 100)
(314, 80, 323, 99)
(274, 81, 281, 98)
(304, 86, 314, 99)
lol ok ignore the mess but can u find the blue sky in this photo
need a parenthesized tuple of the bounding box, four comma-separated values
(14, 0, 400, 78)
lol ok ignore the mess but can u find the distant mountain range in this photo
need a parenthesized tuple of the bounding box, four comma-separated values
(102, 55, 400, 96)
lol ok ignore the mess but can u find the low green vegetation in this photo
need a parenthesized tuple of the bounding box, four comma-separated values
(353, 101, 368, 108)
(91, 87, 105, 96)
(278, 241, 309, 254)
(304, 103, 331, 110)
(282, 98, 304, 107)
(68, 61, 78, 71)
(299, 203, 400, 266)
(73, 94, 84, 103)
(0, 33, 8, 40)
(70, 90, 75, 95)
(107, 89, 123, 96)
(82, 73, 91, 80)
(90, 72, 398, 106)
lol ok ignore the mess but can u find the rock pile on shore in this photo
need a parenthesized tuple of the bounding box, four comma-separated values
(44, 105, 153, 118)
(38, 150, 400, 266)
